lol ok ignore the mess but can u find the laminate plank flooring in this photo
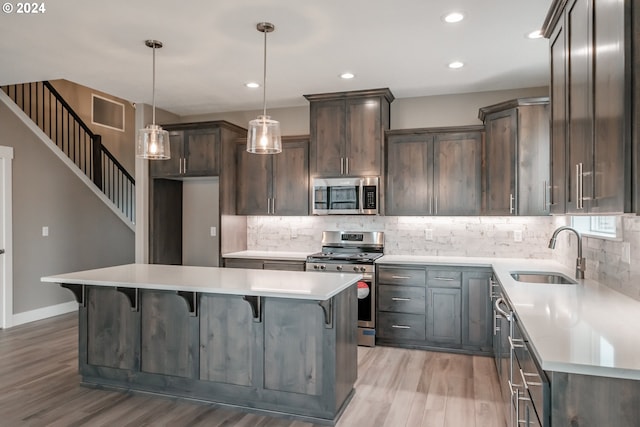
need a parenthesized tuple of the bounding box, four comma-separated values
(0, 314, 506, 427)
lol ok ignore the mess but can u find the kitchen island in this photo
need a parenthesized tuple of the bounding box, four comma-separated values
(41, 263, 361, 425)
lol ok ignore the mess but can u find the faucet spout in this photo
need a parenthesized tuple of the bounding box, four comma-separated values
(548, 226, 585, 280)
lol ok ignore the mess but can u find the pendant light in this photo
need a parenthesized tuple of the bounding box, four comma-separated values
(247, 22, 282, 154)
(136, 40, 171, 159)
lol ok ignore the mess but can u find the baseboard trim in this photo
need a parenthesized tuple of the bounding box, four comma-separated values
(11, 301, 78, 327)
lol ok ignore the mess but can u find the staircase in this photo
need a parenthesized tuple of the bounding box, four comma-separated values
(1, 81, 135, 226)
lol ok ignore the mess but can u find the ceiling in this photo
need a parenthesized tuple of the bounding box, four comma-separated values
(0, 0, 552, 117)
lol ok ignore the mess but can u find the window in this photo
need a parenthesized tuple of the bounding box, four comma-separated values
(571, 216, 620, 240)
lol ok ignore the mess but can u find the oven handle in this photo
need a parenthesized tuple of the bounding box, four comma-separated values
(359, 179, 365, 214)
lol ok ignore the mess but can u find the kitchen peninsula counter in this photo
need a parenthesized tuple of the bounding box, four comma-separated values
(42, 263, 360, 425)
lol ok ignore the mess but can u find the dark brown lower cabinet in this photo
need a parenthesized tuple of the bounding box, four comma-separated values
(376, 264, 492, 355)
(86, 287, 138, 370)
(224, 257, 306, 271)
(77, 284, 356, 424)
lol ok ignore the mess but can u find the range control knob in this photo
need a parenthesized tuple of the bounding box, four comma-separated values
(352, 266, 359, 272)
(359, 266, 367, 273)
(320, 265, 326, 270)
(336, 265, 343, 271)
(313, 265, 320, 270)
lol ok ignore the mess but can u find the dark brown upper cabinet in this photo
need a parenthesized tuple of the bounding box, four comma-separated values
(479, 98, 550, 216)
(304, 88, 393, 178)
(386, 126, 483, 216)
(236, 135, 310, 216)
(150, 122, 245, 178)
(543, 0, 634, 214)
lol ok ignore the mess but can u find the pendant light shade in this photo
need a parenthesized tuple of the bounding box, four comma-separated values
(247, 22, 282, 154)
(136, 40, 171, 160)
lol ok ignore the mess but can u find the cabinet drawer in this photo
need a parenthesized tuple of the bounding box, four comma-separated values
(378, 285, 426, 314)
(427, 270, 462, 288)
(377, 313, 426, 341)
(378, 267, 426, 286)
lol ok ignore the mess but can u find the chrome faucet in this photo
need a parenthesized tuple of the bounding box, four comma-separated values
(548, 226, 585, 279)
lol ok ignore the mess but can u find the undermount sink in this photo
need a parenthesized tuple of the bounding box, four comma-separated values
(510, 271, 578, 285)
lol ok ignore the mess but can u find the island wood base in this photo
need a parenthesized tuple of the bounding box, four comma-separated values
(68, 284, 357, 425)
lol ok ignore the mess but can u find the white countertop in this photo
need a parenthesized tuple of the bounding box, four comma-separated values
(41, 263, 361, 301)
(223, 250, 311, 262)
(378, 255, 640, 381)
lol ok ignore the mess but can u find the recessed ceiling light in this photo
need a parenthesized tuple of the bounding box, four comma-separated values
(448, 61, 464, 69)
(245, 82, 260, 88)
(340, 72, 355, 79)
(443, 12, 464, 23)
(527, 30, 543, 39)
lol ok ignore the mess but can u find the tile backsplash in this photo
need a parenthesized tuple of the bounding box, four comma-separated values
(247, 215, 561, 258)
(554, 215, 640, 301)
(247, 215, 640, 302)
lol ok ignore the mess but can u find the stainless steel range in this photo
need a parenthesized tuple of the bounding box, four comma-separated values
(306, 231, 384, 347)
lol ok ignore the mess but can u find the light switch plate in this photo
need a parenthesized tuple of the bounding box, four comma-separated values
(42, 226, 49, 237)
(210, 226, 217, 237)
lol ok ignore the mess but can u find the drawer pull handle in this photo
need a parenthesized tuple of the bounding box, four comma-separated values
(391, 275, 412, 279)
(391, 325, 411, 329)
(391, 297, 411, 301)
(522, 372, 542, 387)
(508, 336, 524, 349)
(432, 277, 455, 281)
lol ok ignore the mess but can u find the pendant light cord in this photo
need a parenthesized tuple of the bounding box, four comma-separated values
(152, 42, 156, 126)
(262, 27, 268, 118)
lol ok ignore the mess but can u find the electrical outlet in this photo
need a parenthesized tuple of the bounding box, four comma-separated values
(210, 226, 217, 237)
(42, 226, 49, 237)
(514, 230, 523, 242)
(622, 242, 631, 264)
(425, 229, 433, 241)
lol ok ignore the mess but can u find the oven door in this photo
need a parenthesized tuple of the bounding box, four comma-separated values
(356, 272, 375, 328)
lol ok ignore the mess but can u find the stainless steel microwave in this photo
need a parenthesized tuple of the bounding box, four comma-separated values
(312, 177, 379, 215)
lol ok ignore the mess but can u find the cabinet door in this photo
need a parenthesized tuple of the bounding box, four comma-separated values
(517, 104, 550, 216)
(150, 130, 184, 177)
(484, 110, 517, 215)
(566, 0, 594, 213)
(199, 294, 258, 386)
(263, 298, 324, 396)
(310, 100, 345, 176)
(86, 286, 139, 370)
(150, 178, 182, 265)
(272, 139, 309, 215)
(346, 97, 382, 176)
(549, 22, 567, 214)
(592, 0, 628, 213)
(484, 109, 518, 215)
(236, 144, 271, 215)
(433, 132, 482, 215)
(427, 287, 462, 346)
(462, 271, 493, 352)
(140, 290, 199, 378)
(386, 134, 433, 215)
(184, 128, 219, 176)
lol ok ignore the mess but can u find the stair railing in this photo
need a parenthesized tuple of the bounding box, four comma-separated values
(2, 81, 135, 223)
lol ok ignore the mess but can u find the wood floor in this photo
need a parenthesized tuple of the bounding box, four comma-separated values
(0, 313, 506, 427)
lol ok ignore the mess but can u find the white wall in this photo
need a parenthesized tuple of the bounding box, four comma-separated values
(179, 86, 549, 133)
